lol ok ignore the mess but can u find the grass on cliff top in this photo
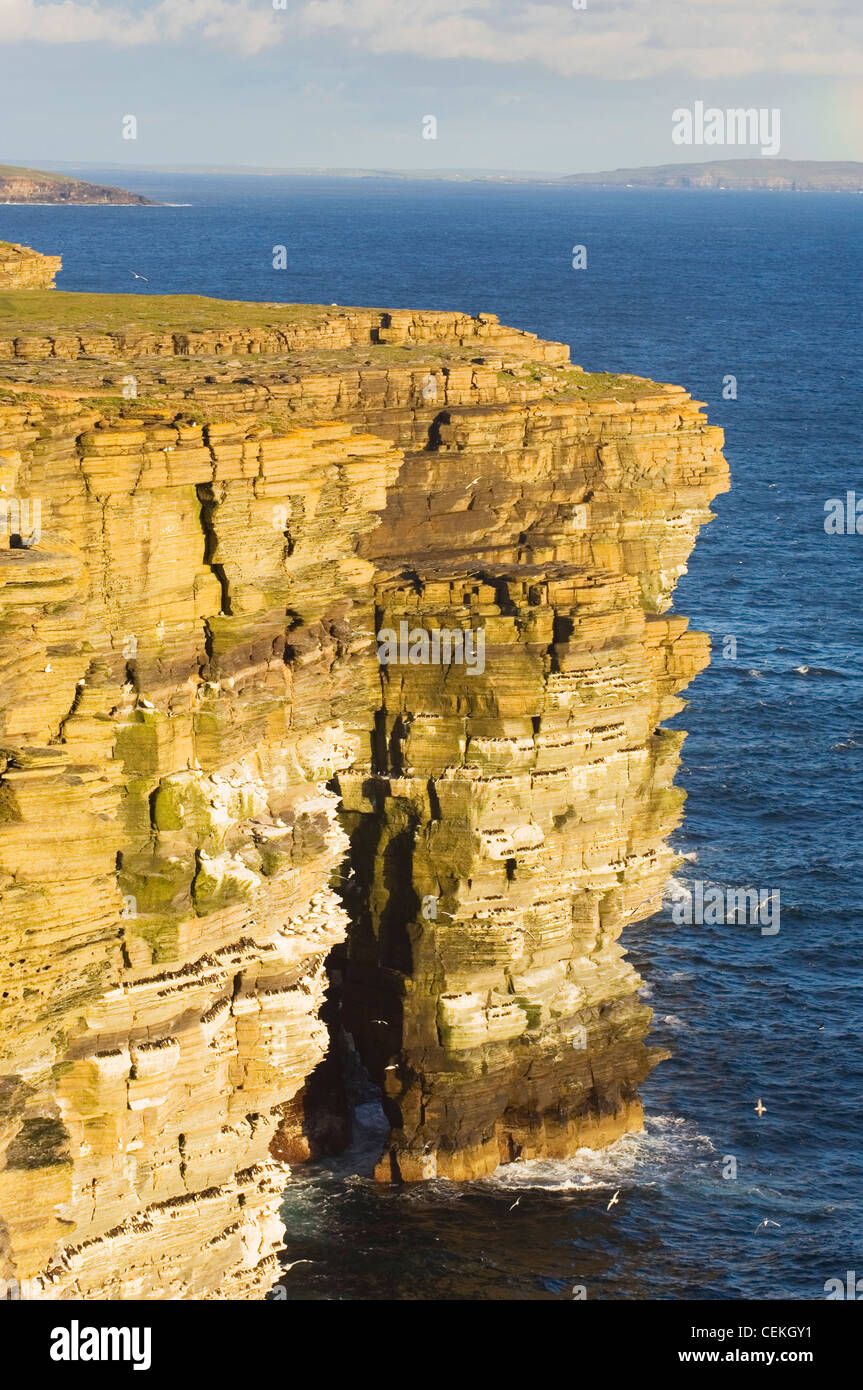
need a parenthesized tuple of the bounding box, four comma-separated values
(0, 291, 354, 336)
(0, 163, 70, 182)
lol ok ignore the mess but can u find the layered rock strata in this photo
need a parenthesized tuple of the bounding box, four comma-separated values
(0, 242, 61, 290)
(0, 284, 728, 1295)
(0, 163, 155, 205)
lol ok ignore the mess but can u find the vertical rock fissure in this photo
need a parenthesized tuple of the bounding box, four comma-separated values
(196, 482, 233, 617)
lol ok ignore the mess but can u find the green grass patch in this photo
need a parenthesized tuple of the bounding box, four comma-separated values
(0, 291, 362, 337)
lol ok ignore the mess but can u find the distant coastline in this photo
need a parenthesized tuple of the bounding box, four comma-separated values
(561, 158, 863, 192)
(0, 162, 158, 205)
(7, 156, 863, 193)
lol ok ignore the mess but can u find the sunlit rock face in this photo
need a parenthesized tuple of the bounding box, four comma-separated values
(339, 357, 729, 1180)
(0, 279, 728, 1294)
(0, 242, 61, 289)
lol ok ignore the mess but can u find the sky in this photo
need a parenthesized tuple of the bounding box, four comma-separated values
(2, 0, 863, 173)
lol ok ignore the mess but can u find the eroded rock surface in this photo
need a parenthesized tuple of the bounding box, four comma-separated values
(0, 163, 155, 206)
(0, 285, 728, 1294)
(0, 242, 61, 290)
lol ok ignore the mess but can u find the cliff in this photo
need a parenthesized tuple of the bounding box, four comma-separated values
(0, 163, 156, 205)
(0, 275, 728, 1297)
(0, 242, 62, 290)
(564, 158, 863, 192)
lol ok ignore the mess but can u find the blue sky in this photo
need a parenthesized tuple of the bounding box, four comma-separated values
(2, 0, 862, 172)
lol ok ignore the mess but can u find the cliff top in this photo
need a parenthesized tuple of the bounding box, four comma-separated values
(0, 162, 77, 181)
(0, 243, 62, 291)
(0, 291, 702, 446)
(0, 290, 339, 332)
(0, 240, 37, 256)
(0, 162, 156, 205)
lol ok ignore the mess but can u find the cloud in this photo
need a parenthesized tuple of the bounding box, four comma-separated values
(2, 0, 862, 78)
(0, 0, 282, 56)
(298, 0, 863, 79)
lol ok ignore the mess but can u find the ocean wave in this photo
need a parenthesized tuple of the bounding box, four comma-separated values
(483, 1114, 715, 1194)
(663, 873, 690, 901)
(792, 665, 845, 678)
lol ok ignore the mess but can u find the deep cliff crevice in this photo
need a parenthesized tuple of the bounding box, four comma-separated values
(0, 288, 728, 1297)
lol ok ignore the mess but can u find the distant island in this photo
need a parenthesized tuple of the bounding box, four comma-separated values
(0, 162, 157, 205)
(563, 159, 863, 192)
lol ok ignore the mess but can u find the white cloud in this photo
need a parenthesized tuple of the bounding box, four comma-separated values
(0, 0, 282, 56)
(1, 0, 862, 77)
(298, 0, 863, 79)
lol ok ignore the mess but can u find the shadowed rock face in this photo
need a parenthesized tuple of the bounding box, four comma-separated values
(0, 279, 728, 1295)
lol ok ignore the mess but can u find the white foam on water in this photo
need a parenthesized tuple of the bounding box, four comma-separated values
(664, 874, 690, 901)
(484, 1114, 715, 1194)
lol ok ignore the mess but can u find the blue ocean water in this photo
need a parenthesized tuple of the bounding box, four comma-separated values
(4, 174, 861, 1300)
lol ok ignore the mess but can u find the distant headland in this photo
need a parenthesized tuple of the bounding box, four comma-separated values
(0, 162, 157, 205)
(561, 159, 863, 192)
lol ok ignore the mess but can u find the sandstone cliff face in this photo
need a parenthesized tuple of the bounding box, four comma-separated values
(0, 164, 155, 205)
(0, 242, 61, 290)
(0, 284, 728, 1296)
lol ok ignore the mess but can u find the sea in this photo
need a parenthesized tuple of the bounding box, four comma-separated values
(3, 173, 861, 1300)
